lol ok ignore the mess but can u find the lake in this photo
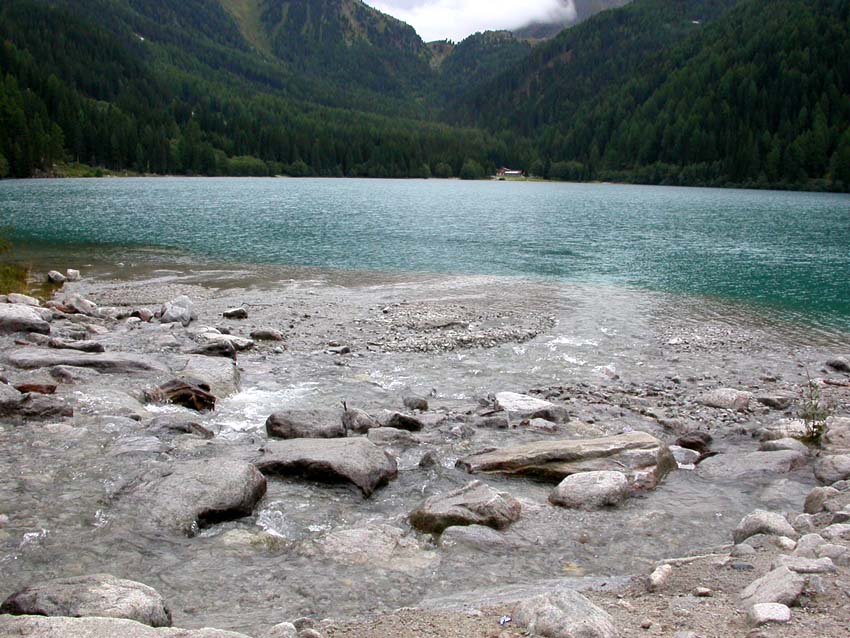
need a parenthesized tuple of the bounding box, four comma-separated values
(1, 177, 848, 330)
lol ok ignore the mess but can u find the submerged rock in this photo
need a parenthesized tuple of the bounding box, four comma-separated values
(549, 471, 630, 509)
(266, 410, 345, 439)
(255, 438, 398, 497)
(317, 524, 439, 574)
(0, 616, 252, 637)
(0, 303, 51, 335)
(0, 573, 171, 627)
(131, 459, 267, 536)
(457, 432, 675, 489)
(146, 415, 214, 439)
(513, 591, 618, 638)
(409, 480, 521, 534)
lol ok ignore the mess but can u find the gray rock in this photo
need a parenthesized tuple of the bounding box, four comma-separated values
(50, 365, 102, 383)
(815, 543, 850, 565)
(757, 419, 809, 442)
(46, 337, 105, 353)
(756, 394, 795, 411)
(147, 416, 214, 439)
(222, 307, 248, 319)
(675, 431, 713, 454)
(821, 523, 850, 541)
(255, 438, 398, 497)
(263, 622, 298, 638)
(495, 392, 569, 422)
(66, 269, 81, 281)
(190, 340, 237, 360)
(266, 410, 345, 440)
(131, 459, 266, 536)
(368, 427, 418, 447)
(5, 349, 166, 374)
(418, 450, 440, 468)
(402, 395, 428, 411)
(733, 510, 797, 544)
(549, 471, 630, 509)
(7, 293, 41, 306)
(0, 382, 23, 416)
(804, 486, 842, 513)
(793, 533, 826, 558)
(739, 566, 806, 607)
(200, 333, 254, 352)
(0, 616, 251, 637)
(826, 357, 850, 373)
(65, 294, 98, 316)
(439, 524, 511, 550)
(814, 454, 850, 484)
(0, 574, 171, 627)
(110, 436, 169, 456)
(379, 411, 425, 432)
(647, 564, 673, 592)
(16, 394, 73, 419)
(696, 450, 807, 480)
(513, 591, 618, 638)
(771, 555, 835, 574)
(748, 603, 791, 626)
(669, 445, 701, 466)
(458, 432, 676, 490)
(469, 414, 510, 429)
(47, 270, 66, 284)
(341, 405, 377, 434)
(251, 328, 284, 341)
(0, 303, 51, 335)
(731, 543, 756, 557)
(144, 378, 216, 412)
(176, 355, 240, 396)
(699, 388, 753, 411)
(759, 438, 808, 454)
(409, 480, 521, 534)
(160, 296, 195, 326)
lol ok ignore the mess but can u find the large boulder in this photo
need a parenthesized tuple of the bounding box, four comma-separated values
(697, 450, 807, 480)
(814, 454, 850, 484)
(409, 480, 521, 534)
(255, 438, 398, 497)
(739, 566, 806, 608)
(4, 349, 166, 374)
(0, 303, 50, 335)
(0, 574, 171, 627)
(176, 355, 240, 397)
(549, 471, 630, 509)
(457, 432, 676, 489)
(266, 410, 345, 440)
(733, 510, 798, 544)
(0, 616, 251, 637)
(495, 392, 569, 422)
(130, 459, 266, 536)
(699, 388, 753, 411)
(513, 591, 618, 638)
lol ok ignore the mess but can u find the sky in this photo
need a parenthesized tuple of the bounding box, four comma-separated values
(366, 0, 576, 42)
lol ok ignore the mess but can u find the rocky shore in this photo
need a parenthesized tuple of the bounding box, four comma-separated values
(0, 265, 848, 638)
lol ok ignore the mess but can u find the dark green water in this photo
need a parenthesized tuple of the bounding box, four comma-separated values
(1, 177, 848, 328)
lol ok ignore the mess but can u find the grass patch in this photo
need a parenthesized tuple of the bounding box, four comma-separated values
(54, 162, 141, 178)
(0, 263, 30, 295)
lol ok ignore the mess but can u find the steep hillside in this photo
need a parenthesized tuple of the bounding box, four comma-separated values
(513, 0, 632, 39)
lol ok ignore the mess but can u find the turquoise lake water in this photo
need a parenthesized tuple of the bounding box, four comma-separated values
(1, 177, 848, 329)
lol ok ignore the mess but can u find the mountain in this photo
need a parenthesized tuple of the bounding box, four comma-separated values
(513, 0, 633, 40)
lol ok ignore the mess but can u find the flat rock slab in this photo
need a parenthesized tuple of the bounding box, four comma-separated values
(255, 438, 398, 497)
(749, 603, 791, 626)
(739, 566, 806, 607)
(5, 349, 166, 374)
(457, 432, 676, 489)
(697, 450, 807, 480)
(513, 591, 618, 638)
(0, 616, 251, 637)
(0, 303, 51, 335)
(266, 410, 345, 439)
(131, 459, 266, 536)
(495, 392, 568, 422)
(0, 574, 171, 627)
(549, 471, 630, 509)
(409, 480, 521, 534)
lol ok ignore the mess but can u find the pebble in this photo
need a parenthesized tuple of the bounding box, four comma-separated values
(730, 562, 755, 571)
(640, 618, 653, 629)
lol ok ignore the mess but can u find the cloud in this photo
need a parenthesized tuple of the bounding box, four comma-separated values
(366, 0, 576, 42)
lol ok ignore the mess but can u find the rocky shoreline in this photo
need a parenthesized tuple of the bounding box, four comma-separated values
(0, 265, 848, 638)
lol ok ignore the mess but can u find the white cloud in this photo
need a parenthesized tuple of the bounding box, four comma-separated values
(366, 0, 576, 42)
